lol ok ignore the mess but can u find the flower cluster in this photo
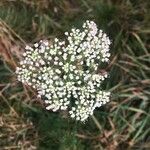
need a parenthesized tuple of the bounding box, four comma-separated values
(16, 20, 111, 121)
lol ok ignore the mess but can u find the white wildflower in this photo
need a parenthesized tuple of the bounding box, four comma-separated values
(16, 20, 111, 122)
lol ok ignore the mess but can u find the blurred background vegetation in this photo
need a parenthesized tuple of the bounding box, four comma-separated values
(0, 0, 150, 149)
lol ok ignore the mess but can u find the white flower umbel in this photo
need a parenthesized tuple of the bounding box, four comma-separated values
(16, 20, 111, 122)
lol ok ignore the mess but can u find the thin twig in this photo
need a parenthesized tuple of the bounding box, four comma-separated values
(92, 115, 102, 131)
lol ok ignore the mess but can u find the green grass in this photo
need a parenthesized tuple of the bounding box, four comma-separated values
(0, 0, 150, 149)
